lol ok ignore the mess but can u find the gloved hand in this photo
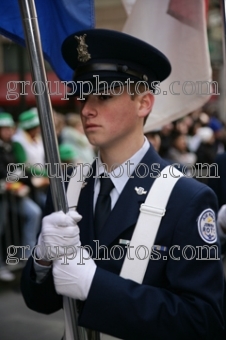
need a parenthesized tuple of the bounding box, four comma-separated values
(35, 210, 82, 261)
(53, 247, 97, 301)
(217, 204, 226, 235)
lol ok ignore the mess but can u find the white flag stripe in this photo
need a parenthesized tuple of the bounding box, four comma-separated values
(121, 0, 137, 16)
(122, 0, 211, 131)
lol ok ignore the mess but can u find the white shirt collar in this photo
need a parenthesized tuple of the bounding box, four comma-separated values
(94, 137, 150, 195)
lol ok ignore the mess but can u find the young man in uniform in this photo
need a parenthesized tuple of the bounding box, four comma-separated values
(21, 29, 224, 339)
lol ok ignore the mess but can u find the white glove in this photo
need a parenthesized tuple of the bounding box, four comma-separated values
(218, 205, 226, 233)
(35, 210, 82, 261)
(53, 247, 97, 301)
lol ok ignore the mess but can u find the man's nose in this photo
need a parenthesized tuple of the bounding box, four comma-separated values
(81, 96, 97, 117)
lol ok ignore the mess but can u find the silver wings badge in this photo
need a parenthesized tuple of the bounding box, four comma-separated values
(135, 187, 147, 195)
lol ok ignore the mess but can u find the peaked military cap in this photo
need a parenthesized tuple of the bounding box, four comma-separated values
(62, 29, 171, 95)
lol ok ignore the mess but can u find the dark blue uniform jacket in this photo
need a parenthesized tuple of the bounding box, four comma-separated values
(21, 145, 225, 339)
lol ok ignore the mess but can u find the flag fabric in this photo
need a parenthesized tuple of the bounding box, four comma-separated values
(122, 0, 211, 131)
(121, 0, 136, 15)
(0, 0, 95, 81)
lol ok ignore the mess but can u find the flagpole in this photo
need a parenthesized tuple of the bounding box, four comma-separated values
(18, 1, 83, 339)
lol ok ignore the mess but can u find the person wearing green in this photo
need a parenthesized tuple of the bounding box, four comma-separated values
(0, 113, 42, 277)
(59, 143, 78, 164)
(12, 108, 49, 211)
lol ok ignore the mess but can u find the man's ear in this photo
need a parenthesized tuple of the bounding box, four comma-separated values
(137, 92, 155, 119)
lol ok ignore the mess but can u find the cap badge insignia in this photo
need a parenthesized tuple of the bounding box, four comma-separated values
(74, 34, 91, 62)
(135, 187, 147, 195)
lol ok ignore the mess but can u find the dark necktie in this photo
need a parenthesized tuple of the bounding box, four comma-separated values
(94, 177, 114, 236)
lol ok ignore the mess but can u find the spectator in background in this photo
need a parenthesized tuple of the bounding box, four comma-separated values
(194, 127, 217, 184)
(145, 129, 161, 152)
(53, 110, 65, 145)
(0, 112, 17, 281)
(61, 113, 96, 164)
(159, 122, 174, 158)
(166, 130, 197, 166)
(59, 143, 78, 164)
(173, 117, 189, 135)
(208, 116, 226, 154)
(0, 113, 42, 280)
(187, 112, 210, 153)
(183, 115, 194, 133)
(12, 108, 49, 211)
(208, 152, 226, 209)
(195, 127, 216, 164)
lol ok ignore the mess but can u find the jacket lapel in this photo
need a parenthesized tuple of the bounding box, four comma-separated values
(77, 171, 95, 248)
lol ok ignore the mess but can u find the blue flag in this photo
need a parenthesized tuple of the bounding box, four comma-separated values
(0, 0, 95, 81)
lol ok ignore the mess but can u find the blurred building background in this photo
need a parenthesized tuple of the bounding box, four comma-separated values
(0, 0, 224, 120)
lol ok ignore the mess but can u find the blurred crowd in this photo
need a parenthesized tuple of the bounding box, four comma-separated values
(0, 105, 226, 282)
(145, 108, 226, 181)
(0, 108, 95, 281)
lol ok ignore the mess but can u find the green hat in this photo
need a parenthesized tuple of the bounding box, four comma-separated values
(59, 144, 77, 161)
(0, 113, 15, 127)
(19, 108, 39, 130)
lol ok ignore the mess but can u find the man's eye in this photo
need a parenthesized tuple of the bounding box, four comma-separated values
(99, 94, 112, 100)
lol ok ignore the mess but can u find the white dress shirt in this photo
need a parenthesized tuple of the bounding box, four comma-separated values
(94, 137, 150, 210)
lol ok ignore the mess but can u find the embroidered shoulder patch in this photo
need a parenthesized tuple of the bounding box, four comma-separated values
(197, 209, 217, 244)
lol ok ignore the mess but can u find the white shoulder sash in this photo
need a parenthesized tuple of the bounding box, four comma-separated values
(100, 166, 184, 340)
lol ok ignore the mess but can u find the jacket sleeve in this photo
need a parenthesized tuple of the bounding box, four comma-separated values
(79, 185, 225, 340)
(20, 256, 62, 314)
